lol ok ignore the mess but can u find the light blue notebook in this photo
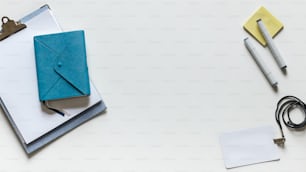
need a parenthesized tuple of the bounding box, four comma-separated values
(34, 30, 90, 101)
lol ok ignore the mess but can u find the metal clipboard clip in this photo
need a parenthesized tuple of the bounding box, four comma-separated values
(0, 16, 26, 41)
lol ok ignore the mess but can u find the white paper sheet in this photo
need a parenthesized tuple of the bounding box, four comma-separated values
(0, 8, 101, 144)
(219, 126, 280, 169)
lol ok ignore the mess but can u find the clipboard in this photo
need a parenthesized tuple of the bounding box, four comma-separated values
(0, 5, 106, 154)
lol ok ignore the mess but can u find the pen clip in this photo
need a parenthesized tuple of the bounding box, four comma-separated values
(0, 16, 27, 41)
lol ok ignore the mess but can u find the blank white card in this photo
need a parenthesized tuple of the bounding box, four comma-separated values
(219, 126, 280, 169)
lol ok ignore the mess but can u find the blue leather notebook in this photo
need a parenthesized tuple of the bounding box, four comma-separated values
(34, 30, 90, 101)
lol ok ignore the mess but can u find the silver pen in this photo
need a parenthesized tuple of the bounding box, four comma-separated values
(244, 37, 278, 87)
(257, 19, 287, 70)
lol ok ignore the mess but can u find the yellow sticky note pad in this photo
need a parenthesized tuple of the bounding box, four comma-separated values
(243, 6, 283, 46)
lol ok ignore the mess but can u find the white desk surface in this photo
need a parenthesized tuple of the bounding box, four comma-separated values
(1, 0, 306, 171)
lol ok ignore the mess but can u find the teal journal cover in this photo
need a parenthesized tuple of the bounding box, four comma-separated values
(34, 30, 90, 101)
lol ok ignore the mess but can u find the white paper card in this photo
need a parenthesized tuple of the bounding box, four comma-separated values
(219, 126, 280, 169)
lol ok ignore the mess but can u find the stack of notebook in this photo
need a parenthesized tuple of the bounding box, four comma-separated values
(0, 5, 106, 154)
